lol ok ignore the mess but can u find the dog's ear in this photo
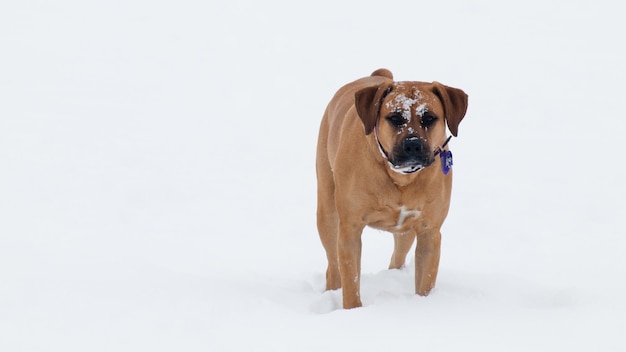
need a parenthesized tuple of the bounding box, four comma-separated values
(355, 83, 392, 135)
(432, 82, 468, 137)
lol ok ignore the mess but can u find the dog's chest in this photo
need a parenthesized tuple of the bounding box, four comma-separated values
(395, 205, 422, 230)
(368, 203, 424, 233)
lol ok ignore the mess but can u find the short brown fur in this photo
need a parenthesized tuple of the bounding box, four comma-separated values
(316, 69, 468, 309)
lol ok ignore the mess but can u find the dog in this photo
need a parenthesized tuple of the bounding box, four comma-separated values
(316, 68, 468, 309)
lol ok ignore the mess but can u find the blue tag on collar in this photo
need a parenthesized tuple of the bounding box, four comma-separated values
(440, 150, 453, 175)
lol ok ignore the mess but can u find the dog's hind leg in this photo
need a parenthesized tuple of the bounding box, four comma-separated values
(389, 232, 416, 269)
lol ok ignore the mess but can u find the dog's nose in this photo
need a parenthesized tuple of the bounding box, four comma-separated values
(403, 138, 423, 155)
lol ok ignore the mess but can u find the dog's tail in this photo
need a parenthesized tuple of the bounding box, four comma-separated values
(371, 68, 393, 80)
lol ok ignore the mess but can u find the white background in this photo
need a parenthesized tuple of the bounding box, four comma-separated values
(1, 0, 625, 351)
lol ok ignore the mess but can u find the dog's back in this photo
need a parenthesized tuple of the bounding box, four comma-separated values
(319, 70, 394, 168)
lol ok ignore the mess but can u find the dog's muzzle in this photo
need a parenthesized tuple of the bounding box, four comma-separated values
(391, 163, 426, 174)
(374, 126, 437, 174)
(388, 137, 434, 174)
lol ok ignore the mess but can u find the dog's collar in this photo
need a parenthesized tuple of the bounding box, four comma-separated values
(374, 124, 391, 161)
(435, 136, 453, 175)
(433, 135, 452, 156)
(374, 125, 453, 175)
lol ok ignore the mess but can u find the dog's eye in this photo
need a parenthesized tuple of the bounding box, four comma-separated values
(421, 113, 438, 127)
(386, 114, 406, 127)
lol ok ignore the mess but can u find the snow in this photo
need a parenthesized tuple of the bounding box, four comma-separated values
(1, 0, 626, 351)
(393, 92, 421, 122)
(415, 102, 428, 118)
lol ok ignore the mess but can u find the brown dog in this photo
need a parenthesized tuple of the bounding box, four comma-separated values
(316, 68, 468, 309)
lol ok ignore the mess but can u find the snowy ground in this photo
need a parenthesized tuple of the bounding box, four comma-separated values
(2, 0, 625, 351)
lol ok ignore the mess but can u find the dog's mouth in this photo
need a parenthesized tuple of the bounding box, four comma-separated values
(374, 129, 436, 175)
(387, 139, 434, 174)
(388, 159, 432, 174)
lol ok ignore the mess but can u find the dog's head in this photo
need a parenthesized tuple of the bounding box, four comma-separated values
(355, 80, 468, 174)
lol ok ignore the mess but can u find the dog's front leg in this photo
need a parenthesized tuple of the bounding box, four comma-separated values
(415, 230, 441, 296)
(337, 220, 365, 309)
